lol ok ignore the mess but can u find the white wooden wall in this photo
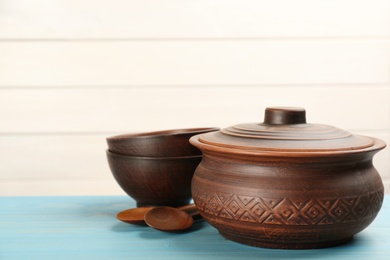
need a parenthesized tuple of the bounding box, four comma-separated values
(1, 0, 389, 196)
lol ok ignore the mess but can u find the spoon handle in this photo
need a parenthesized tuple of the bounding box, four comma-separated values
(191, 212, 204, 222)
(177, 204, 198, 214)
(178, 204, 204, 222)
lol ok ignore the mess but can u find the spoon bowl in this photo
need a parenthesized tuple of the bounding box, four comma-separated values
(144, 206, 194, 231)
(116, 204, 200, 225)
(116, 207, 153, 224)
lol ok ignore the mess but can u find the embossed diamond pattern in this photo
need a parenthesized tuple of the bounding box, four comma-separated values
(193, 189, 383, 226)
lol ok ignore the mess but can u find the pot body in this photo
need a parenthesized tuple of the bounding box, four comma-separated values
(192, 150, 384, 249)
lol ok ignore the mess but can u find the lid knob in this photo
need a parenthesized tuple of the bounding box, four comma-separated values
(263, 107, 306, 125)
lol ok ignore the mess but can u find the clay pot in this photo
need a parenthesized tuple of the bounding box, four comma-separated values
(106, 127, 219, 157)
(190, 107, 386, 249)
(106, 150, 202, 207)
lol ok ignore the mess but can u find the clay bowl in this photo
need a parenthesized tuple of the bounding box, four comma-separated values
(106, 127, 219, 157)
(190, 107, 386, 249)
(106, 150, 202, 207)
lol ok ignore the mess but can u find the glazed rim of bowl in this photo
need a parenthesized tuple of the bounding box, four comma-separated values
(107, 127, 219, 140)
(106, 149, 203, 160)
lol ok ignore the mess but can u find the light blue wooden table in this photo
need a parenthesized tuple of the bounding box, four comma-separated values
(1, 195, 389, 259)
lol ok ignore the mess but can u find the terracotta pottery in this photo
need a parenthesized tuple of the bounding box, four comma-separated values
(106, 127, 219, 157)
(106, 150, 202, 207)
(190, 107, 386, 249)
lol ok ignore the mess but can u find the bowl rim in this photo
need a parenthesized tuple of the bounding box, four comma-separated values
(106, 127, 219, 141)
(106, 149, 203, 160)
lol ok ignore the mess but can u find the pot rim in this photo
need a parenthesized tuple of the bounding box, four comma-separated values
(190, 135, 386, 158)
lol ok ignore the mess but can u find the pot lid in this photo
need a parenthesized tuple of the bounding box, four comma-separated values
(196, 107, 378, 153)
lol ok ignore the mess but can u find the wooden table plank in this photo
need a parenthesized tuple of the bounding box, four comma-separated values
(0, 196, 389, 259)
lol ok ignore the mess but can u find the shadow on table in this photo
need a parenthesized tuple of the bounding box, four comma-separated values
(102, 197, 376, 259)
(142, 225, 370, 259)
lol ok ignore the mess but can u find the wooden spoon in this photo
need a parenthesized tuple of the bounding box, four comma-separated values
(116, 207, 153, 224)
(116, 204, 199, 225)
(144, 204, 201, 231)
